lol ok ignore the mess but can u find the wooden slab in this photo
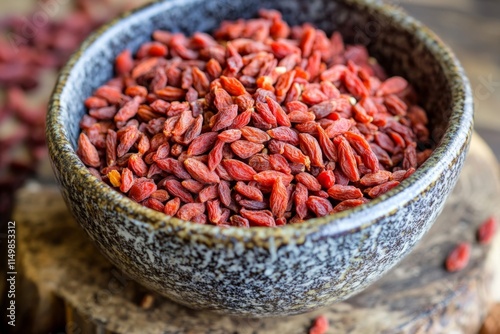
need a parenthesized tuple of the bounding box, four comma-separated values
(13, 134, 500, 334)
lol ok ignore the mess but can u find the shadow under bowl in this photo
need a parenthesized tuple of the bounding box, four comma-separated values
(46, 0, 473, 317)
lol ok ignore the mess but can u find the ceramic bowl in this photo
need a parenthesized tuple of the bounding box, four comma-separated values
(46, 0, 473, 317)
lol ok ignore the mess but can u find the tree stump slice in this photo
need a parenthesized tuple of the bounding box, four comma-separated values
(13, 134, 500, 334)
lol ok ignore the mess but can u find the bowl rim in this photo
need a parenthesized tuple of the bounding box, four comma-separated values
(47, 0, 473, 241)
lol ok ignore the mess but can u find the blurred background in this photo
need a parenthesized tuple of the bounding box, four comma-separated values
(0, 0, 499, 332)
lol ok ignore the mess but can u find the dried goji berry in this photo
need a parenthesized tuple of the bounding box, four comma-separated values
(445, 242, 471, 272)
(478, 216, 497, 244)
(309, 315, 329, 334)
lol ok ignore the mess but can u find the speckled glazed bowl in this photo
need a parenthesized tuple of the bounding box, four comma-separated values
(47, 0, 473, 317)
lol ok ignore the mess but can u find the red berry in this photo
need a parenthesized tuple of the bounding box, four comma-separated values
(445, 242, 471, 272)
(478, 216, 497, 244)
(309, 315, 329, 334)
(317, 170, 336, 189)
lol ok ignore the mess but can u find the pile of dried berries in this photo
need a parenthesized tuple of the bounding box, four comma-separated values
(0, 0, 137, 217)
(77, 9, 434, 227)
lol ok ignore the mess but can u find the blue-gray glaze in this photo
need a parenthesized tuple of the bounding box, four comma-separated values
(46, 0, 473, 317)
